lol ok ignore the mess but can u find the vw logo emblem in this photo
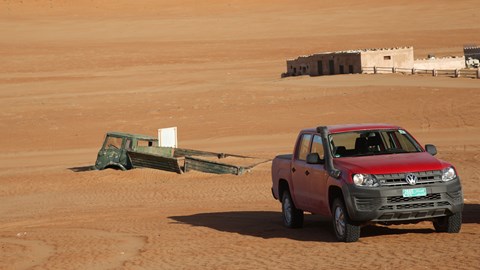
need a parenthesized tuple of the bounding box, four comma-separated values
(405, 173, 418, 185)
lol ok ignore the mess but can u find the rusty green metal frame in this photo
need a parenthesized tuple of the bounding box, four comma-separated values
(128, 146, 269, 175)
(95, 131, 269, 175)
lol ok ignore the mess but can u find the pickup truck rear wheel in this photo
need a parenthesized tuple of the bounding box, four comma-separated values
(331, 198, 360, 242)
(433, 212, 462, 233)
(282, 190, 304, 228)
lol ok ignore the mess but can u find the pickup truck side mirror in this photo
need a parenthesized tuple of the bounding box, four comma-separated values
(425, 144, 437, 156)
(306, 153, 325, 165)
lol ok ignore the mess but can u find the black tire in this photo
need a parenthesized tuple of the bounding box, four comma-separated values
(281, 190, 304, 228)
(331, 198, 360, 242)
(433, 212, 462, 233)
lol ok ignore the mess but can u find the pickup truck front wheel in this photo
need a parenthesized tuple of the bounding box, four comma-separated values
(282, 190, 304, 228)
(433, 212, 462, 233)
(332, 198, 360, 242)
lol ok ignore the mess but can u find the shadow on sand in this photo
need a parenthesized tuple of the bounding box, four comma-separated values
(169, 204, 479, 242)
(68, 165, 95, 172)
(170, 211, 337, 242)
(463, 204, 480, 224)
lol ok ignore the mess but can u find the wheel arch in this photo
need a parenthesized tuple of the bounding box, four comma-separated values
(103, 163, 128, 171)
(278, 179, 290, 202)
(328, 185, 344, 210)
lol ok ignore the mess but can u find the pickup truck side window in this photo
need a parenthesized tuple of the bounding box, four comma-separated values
(311, 135, 324, 159)
(297, 134, 312, 161)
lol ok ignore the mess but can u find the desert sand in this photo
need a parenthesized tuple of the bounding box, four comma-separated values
(0, 0, 479, 269)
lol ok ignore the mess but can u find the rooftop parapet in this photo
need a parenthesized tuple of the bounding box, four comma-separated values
(287, 46, 413, 61)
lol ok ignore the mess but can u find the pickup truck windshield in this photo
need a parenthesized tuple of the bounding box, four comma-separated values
(330, 129, 421, 157)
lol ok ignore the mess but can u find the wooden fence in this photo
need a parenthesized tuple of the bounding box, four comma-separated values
(362, 66, 480, 79)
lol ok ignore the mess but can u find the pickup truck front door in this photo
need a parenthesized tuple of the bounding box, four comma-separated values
(304, 135, 329, 214)
(303, 162, 329, 215)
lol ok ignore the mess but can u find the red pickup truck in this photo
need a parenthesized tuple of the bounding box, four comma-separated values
(271, 124, 464, 242)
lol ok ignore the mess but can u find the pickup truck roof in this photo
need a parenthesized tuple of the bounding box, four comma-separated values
(301, 123, 401, 134)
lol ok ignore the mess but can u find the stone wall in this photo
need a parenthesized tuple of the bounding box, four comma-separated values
(414, 56, 465, 70)
(360, 47, 414, 72)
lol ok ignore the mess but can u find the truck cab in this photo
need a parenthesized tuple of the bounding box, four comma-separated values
(94, 132, 158, 170)
(271, 124, 464, 242)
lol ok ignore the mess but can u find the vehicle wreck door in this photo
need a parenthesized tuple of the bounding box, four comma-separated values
(291, 133, 312, 210)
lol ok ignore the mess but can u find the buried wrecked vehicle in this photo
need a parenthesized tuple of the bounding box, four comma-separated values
(95, 131, 267, 175)
(271, 124, 463, 242)
(94, 132, 158, 170)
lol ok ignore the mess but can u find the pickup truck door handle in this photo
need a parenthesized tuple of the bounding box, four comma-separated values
(292, 167, 296, 173)
(305, 170, 310, 176)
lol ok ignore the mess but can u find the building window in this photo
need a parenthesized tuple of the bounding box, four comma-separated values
(384, 56, 391, 60)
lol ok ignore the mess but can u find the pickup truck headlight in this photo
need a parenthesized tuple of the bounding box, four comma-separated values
(442, 167, 456, 182)
(353, 173, 379, 187)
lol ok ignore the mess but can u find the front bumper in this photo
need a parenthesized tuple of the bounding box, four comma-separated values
(342, 178, 464, 223)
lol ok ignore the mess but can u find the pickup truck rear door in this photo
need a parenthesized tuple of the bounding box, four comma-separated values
(291, 133, 312, 210)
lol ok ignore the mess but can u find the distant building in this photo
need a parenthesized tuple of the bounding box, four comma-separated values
(284, 47, 414, 77)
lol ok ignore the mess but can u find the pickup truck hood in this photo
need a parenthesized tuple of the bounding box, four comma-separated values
(333, 152, 448, 174)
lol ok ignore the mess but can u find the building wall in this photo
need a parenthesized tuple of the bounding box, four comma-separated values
(413, 56, 466, 70)
(360, 47, 414, 72)
(286, 56, 312, 76)
(286, 52, 361, 76)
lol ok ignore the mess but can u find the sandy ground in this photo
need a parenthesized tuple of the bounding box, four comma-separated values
(1, 0, 479, 269)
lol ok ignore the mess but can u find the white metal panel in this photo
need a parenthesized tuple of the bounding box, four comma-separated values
(158, 127, 177, 148)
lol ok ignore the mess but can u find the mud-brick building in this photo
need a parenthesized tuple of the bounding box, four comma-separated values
(285, 47, 414, 76)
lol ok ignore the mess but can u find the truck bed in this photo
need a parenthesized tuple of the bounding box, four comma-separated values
(275, 154, 292, 160)
(271, 154, 293, 200)
(128, 146, 269, 175)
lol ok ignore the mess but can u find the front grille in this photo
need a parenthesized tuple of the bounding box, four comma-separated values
(387, 193, 441, 203)
(437, 201, 451, 207)
(375, 170, 442, 186)
(382, 193, 449, 211)
(396, 202, 435, 209)
(379, 205, 394, 210)
(377, 209, 447, 221)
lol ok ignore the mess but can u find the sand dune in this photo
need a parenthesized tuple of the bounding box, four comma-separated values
(0, 1, 479, 269)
